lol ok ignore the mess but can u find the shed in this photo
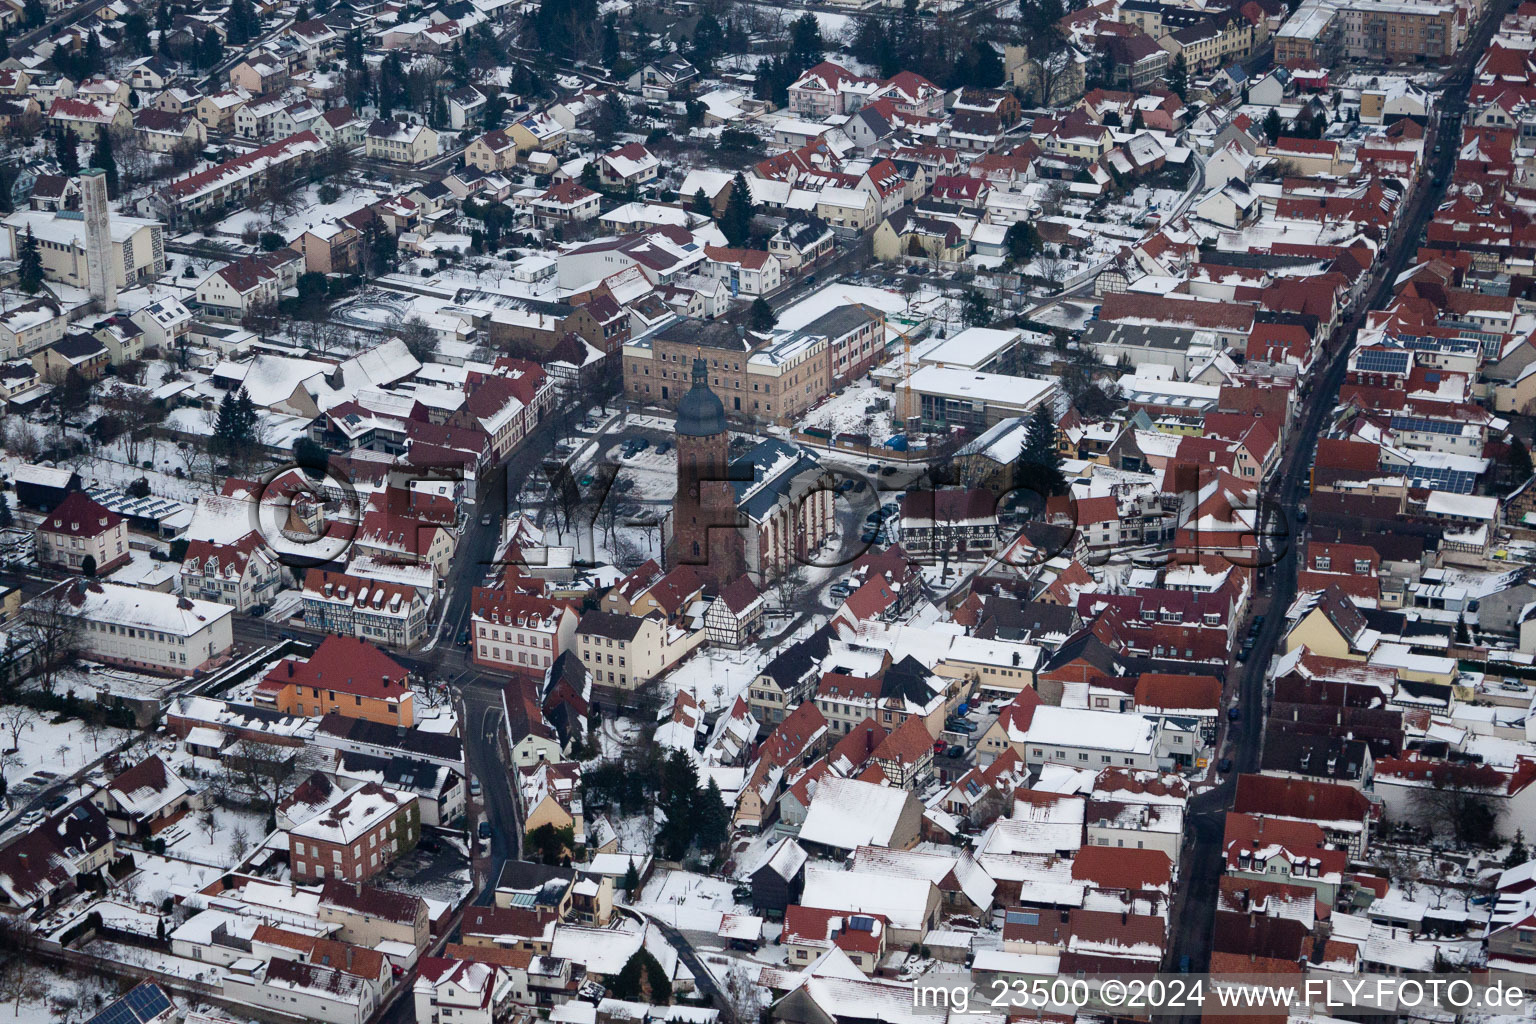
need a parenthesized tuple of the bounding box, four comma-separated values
(750, 836, 807, 920)
(13, 463, 79, 511)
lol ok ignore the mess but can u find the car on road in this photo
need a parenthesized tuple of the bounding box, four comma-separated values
(457, 629, 470, 646)
(480, 514, 493, 527)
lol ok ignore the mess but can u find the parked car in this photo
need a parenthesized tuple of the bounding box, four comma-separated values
(1227, 706, 1242, 722)
(655, 441, 671, 455)
(946, 718, 978, 734)
(480, 514, 493, 527)
(1217, 757, 1233, 774)
(470, 778, 482, 797)
(458, 629, 470, 646)
(860, 530, 878, 544)
(946, 745, 965, 758)
(631, 438, 650, 452)
(932, 740, 946, 755)
(853, 479, 867, 492)
(19, 811, 42, 827)
(478, 821, 493, 840)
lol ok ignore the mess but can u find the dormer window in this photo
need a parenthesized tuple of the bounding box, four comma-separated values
(1315, 556, 1331, 570)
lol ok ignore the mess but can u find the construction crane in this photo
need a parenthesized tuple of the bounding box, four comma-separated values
(853, 301, 918, 391)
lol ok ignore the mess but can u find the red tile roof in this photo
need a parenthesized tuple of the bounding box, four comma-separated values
(264, 635, 409, 702)
(41, 491, 121, 539)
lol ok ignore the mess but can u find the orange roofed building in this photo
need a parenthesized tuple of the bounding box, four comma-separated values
(257, 635, 415, 727)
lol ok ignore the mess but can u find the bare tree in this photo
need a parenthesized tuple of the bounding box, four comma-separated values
(611, 534, 646, 572)
(258, 163, 307, 228)
(81, 706, 108, 751)
(0, 916, 40, 1012)
(1412, 775, 1501, 849)
(0, 705, 35, 753)
(397, 315, 439, 364)
(773, 563, 810, 610)
(230, 824, 250, 860)
(101, 383, 164, 465)
(2, 419, 40, 462)
(216, 738, 299, 822)
(23, 587, 84, 694)
(1035, 250, 1068, 292)
(719, 960, 764, 1024)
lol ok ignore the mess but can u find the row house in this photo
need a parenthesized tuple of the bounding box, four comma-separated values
(180, 531, 282, 612)
(301, 569, 431, 649)
(471, 590, 579, 677)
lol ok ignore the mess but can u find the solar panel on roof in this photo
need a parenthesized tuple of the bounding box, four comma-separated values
(1355, 349, 1409, 375)
(125, 985, 172, 1020)
(87, 984, 172, 1024)
(1391, 415, 1460, 436)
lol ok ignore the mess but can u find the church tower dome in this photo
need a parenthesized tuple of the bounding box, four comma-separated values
(675, 355, 728, 437)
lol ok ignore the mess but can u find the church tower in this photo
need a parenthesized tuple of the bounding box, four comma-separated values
(666, 355, 745, 592)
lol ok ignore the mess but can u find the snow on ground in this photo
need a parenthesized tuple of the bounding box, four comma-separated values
(664, 643, 776, 713)
(1027, 297, 1099, 331)
(633, 868, 749, 939)
(75, 439, 205, 504)
(2, 707, 132, 793)
(157, 803, 271, 869)
(118, 853, 227, 906)
(0, 959, 126, 1023)
(808, 11, 856, 43)
(799, 377, 896, 442)
(80, 939, 227, 988)
(213, 183, 385, 240)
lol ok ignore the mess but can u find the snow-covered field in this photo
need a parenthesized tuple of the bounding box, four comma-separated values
(664, 643, 777, 713)
(799, 378, 896, 442)
(157, 803, 271, 869)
